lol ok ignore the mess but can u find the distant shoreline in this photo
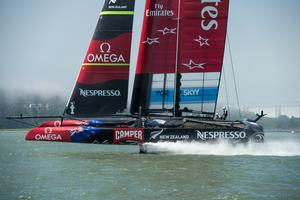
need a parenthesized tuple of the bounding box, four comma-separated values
(265, 129, 300, 133)
(0, 129, 29, 132)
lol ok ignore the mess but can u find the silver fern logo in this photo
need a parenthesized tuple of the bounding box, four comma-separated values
(109, 0, 117, 4)
(150, 129, 164, 140)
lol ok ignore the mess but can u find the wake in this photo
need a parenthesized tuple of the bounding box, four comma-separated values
(143, 136, 300, 156)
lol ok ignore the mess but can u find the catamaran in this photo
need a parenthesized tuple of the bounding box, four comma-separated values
(8, 0, 265, 153)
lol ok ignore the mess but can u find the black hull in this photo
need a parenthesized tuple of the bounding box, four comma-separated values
(90, 125, 264, 153)
(92, 127, 263, 144)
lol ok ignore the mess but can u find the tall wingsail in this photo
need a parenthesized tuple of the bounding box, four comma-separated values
(131, 0, 229, 118)
(65, 0, 135, 116)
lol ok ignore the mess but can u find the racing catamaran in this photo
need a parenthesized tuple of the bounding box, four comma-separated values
(8, 0, 265, 153)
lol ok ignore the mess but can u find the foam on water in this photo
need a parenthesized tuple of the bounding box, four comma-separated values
(143, 135, 300, 156)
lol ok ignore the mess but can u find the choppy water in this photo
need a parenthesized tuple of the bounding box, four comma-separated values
(0, 130, 299, 200)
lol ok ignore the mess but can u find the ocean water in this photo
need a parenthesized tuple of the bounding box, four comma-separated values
(0, 130, 299, 200)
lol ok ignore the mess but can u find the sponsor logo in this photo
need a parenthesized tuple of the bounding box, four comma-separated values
(142, 37, 160, 45)
(194, 35, 210, 46)
(153, 89, 202, 97)
(150, 130, 189, 141)
(108, 0, 127, 9)
(87, 42, 125, 63)
(157, 27, 176, 35)
(183, 89, 201, 96)
(32, 127, 65, 141)
(150, 129, 164, 140)
(182, 59, 206, 70)
(109, 0, 117, 4)
(54, 121, 61, 127)
(100, 42, 111, 53)
(159, 134, 190, 140)
(146, 3, 174, 17)
(114, 128, 144, 143)
(196, 130, 246, 140)
(44, 127, 52, 134)
(34, 133, 63, 141)
(154, 90, 170, 97)
(200, 0, 222, 31)
(79, 89, 121, 97)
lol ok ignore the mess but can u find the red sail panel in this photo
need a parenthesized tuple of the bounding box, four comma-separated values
(136, 0, 178, 74)
(178, 0, 229, 73)
(78, 33, 132, 85)
(131, 0, 229, 116)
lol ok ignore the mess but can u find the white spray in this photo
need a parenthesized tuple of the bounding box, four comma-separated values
(143, 133, 300, 156)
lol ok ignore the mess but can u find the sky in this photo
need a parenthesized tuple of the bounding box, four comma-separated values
(0, 0, 300, 116)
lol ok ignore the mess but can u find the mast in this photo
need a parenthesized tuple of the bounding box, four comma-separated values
(162, 73, 167, 109)
(173, 0, 182, 117)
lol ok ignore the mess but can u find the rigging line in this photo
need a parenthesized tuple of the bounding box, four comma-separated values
(227, 33, 241, 119)
(162, 73, 167, 109)
(222, 66, 231, 120)
(201, 73, 205, 112)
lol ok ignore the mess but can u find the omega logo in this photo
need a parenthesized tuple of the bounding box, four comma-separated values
(100, 42, 111, 53)
(54, 121, 61, 127)
(44, 127, 53, 134)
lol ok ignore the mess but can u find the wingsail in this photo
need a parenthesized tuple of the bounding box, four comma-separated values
(65, 0, 135, 116)
(131, 0, 229, 118)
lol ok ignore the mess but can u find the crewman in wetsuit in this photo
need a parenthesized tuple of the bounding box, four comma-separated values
(221, 107, 228, 120)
